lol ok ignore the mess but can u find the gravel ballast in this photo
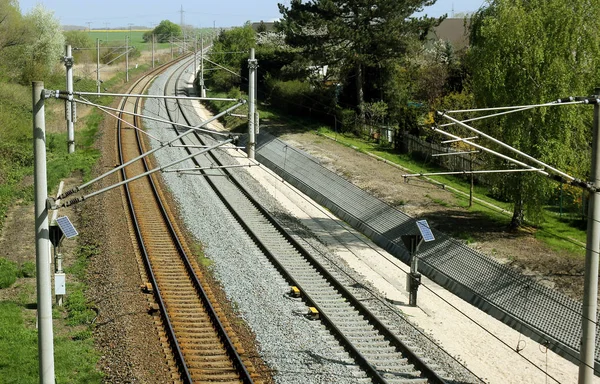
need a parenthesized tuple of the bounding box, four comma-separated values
(143, 65, 372, 383)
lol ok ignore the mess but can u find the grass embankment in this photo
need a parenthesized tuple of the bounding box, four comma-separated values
(0, 73, 128, 381)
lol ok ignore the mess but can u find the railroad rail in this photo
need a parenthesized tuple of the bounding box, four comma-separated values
(157, 56, 451, 384)
(116, 56, 257, 383)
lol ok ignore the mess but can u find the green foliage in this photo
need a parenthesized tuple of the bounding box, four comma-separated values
(64, 30, 94, 63)
(19, 5, 65, 84)
(468, 0, 600, 227)
(0, 0, 28, 81)
(150, 20, 182, 43)
(64, 30, 93, 49)
(205, 24, 255, 91)
(0, 257, 17, 288)
(264, 75, 335, 122)
(278, 0, 445, 113)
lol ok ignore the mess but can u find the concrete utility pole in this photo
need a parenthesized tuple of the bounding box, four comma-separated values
(247, 48, 257, 159)
(200, 36, 205, 98)
(32, 81, 55, 384)
(151, 34, 155, 68)
(579, 88, 600, 384)
(96, 38, 100, 94)
(126, 36, 129, 83)
(64, 45, 75, 153)
(194, 36, 198, 74)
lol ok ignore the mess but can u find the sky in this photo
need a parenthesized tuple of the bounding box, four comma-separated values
(17, 0, 487, 29)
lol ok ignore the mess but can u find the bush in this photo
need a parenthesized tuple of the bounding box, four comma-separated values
(265, 77, 335, 122)
(0, 258, 18, 288)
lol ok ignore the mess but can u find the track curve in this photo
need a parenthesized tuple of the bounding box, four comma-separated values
(116, 57, 258, 384)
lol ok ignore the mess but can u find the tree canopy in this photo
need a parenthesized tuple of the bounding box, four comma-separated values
(0, 1, 64, 83)
(145, 20, 182, 43)
(278, 0, 444, 116)
(468, 0, 600, 227)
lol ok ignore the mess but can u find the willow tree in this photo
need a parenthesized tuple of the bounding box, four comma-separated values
(468, 0, 600, 228)
(278, 0, 443, 120)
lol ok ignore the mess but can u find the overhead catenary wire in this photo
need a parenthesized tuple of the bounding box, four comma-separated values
(62, 138, 233, 208)
(438, 100, 586, 128)
(402, 168, 543, 178)
(431, 125, 550, 177)
(63, 90, 237, 102)
(78, 96, 161, 142)
(444, 100, 584, 114)
(58, 101, 244, 200)
(163, 163, 258, 173)
(438, 112, 582, 185)
(70, 96, 229, 138)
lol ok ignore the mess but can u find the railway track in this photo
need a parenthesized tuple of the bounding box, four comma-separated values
(156, 56, 453, 384)
(116, 57, 258, 383)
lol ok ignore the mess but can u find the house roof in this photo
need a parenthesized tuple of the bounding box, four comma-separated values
(432, 18, 470, 49)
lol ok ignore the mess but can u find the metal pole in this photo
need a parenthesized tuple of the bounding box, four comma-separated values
(125, 36, 129, 82)
(152, 34, 155, 68)
(194, 35, 198, 74)
(200, 35, 205, 98)
(578, 88, 600, 384)
(32, 81, 55, 384)
(247, 48, 256, 159)
(64, 45, 74, 153)
(469, 153, 474, 207)
(171, 34, 173, 60)
(96, 38, 100, 94)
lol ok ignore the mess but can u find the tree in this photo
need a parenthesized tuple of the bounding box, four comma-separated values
(148, 20, 182, 43)
(20, 4, 65, 83)
(278, 0, 444, 121)
(0, 0, 26, 51)
(0, 0, 28, 80)
(468, 0, 600, 228)
(63, 30, 93, 64)
(205, 24, 256, 90)
(256, 20, 268, 33)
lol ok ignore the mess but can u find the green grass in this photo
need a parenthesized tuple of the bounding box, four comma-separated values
(0, 239, 103, 382)
(0, 258, 18, 288)
(0, 301, 102, 383)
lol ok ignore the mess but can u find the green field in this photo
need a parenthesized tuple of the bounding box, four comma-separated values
(86, 31, 171, 51)
(86, 29, 217, 51)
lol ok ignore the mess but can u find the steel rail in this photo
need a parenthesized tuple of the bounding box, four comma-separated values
(115, 55, 193, 383)
(168, 60, 447, 384)
(150, 58, 255, 384)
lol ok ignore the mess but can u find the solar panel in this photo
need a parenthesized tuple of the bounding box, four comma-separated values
(56, 216, 78, 239)
(416, 219, 435, 242)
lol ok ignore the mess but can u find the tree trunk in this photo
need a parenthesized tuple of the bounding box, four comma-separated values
(510, 200, 524, 230)
(356, 61, 365, 132)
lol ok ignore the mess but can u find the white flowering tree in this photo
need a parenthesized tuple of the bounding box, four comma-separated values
(20, 4, 65, 83)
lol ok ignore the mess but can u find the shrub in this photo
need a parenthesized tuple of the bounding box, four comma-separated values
(0, 257, 18, 288)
